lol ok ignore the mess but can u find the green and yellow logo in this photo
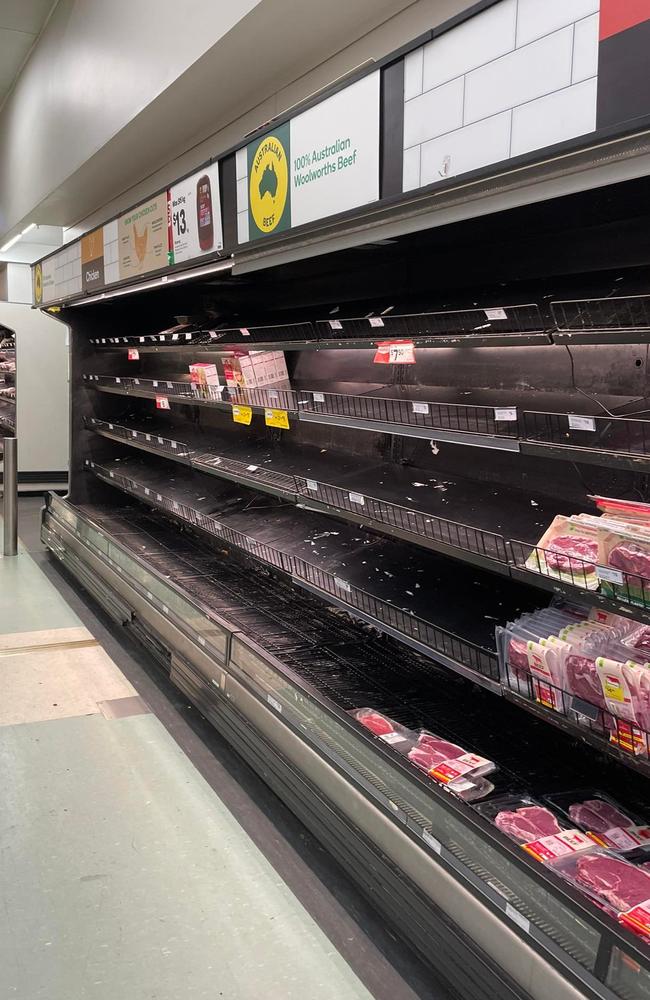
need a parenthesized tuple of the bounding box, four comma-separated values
(248, 123, 290, 239)
(33, 262, 43, 305)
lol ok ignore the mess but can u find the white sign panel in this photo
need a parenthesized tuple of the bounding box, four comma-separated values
(169, 163, 223, 264)
(290, 72, 380, 227)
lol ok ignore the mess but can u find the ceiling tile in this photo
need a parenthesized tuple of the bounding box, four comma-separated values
(0, 30, 35, 94)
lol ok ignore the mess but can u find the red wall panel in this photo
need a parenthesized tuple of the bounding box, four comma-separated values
(600, 0, 650, 40)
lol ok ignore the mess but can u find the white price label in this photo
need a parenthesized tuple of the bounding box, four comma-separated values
(494, 407, 517, 422)
(171, 441, 177, 449)
(412, 402, 429, 415)
(153, 380, 159, 388)
(131, 431, 137, 438)
(334, 577, 352, 593)
(422, 830, 442, 854)
(329, 320, 343, 330)
(115, 377, 121, 384)
(349, 492, 365, 505)
(198, 636, 206, 647)
(267, 694, 282, 713)
(505, 904, 530, 934)
(145, 434, 151, 441)
(388, 342, 415, 364)
(172, 333, 178, 341)
(306, 479, 318, 492)
(369, 317, 384, 327)
(246, 465, 258, 472)
(108, 423, 113, 430)
(485, 308, 507, 321)
(597, 566, 625, 586)
(134, 379, 140, 385)
(144, 488, 150, 496)
(568, 414, 596, 432)
(240, 327, 250, 336)
(139, 337, 145, 343)
(312, 392, 325, 403)
(158, 436, 164, 444)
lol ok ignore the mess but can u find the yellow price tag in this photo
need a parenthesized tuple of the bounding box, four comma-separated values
(265, 408, 290, 430)
(232, 404, 253, 426)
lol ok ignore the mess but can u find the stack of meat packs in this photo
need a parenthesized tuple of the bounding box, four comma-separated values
(351, 708, 495, 801)
(478, 791, 650, 940)
(527, 495, 650, 606)
(497, 598, 650, 753)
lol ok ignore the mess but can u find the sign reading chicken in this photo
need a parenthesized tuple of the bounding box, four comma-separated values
(118, 194, 168, 280)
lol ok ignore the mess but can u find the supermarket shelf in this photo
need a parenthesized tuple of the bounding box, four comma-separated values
(85, 417, 650, 628)
(40, 491, 650, 996)
(84, 456, 504, 690)
(85, 373, 650, 467)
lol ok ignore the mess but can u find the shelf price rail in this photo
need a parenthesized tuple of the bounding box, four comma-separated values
(85, 375, 650, 463)
(85, 458, 501, 690)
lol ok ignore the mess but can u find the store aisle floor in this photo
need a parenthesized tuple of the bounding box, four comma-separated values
(0, 498, 447, 1000)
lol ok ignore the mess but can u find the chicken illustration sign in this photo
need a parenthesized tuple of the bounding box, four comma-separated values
(248, 123, 291, 239)
(118, 194, 168, 279)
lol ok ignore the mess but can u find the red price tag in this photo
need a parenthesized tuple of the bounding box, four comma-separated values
(373, 340, 416, 365)
(156, 396, 170, 410)
(128, 348, 139, 360)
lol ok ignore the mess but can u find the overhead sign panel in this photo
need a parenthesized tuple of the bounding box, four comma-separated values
(118, 194, 168, 280)
(168, 162, 223, 264)
(81, 228, 105, 293)
(238, 71, 380, 242)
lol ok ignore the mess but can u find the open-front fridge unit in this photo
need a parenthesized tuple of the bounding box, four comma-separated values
(34, 2, 650, 995)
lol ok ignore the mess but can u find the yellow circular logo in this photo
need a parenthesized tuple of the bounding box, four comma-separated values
(34, 262, 43, 304)
(249, 134, 288, 235)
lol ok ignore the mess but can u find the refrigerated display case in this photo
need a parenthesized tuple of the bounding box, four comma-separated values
(38, 180, 650, 1000)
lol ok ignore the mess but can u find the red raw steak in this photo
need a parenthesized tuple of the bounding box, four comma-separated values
(508, 637, 529, 673)
(546, 535, 597, 574)
(565, 653, 606, 710)
(495, 805, 563, 843)
(356, 711, 394, 736)
(574, 854, 650, 912)
(569, 798, 634, 833)
(408, 735, 464, 771)
(609, 541, 650, 586)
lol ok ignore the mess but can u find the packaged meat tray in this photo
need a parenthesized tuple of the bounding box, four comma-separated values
(407, 730, 496, 802)
(598, 524, 650, 607)
(525, 516, 599, 590)
(351, 708, 413, 750)
(545, 790, 650, 854)
(476, 795, 595, 863)
(553, 849, 650, 941)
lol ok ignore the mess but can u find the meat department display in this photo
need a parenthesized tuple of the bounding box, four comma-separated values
(497, 598, 650, 754)
(555, 852, 650, 938)
(351, 708, 495, 801)
(545, 790, 650, 853)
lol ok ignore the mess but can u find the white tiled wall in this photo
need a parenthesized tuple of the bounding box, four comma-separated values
(403, 0, 600, 192)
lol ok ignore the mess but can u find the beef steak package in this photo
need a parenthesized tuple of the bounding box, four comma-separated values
(476, 795, 594, 863)
(553, 849, 650, 941)
(545, 790, 650, 854)
(524, 516, 599, 590)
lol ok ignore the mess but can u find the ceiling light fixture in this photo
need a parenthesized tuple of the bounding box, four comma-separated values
(21, 223, 37, 235)
(0, 234, 22, 253)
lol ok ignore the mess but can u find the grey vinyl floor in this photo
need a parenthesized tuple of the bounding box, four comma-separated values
(0, 498, 450, 1000)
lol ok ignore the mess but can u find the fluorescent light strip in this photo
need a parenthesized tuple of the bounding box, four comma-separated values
(0, 234, 21, 253)
(21, 223, 37, 235)
(69, 257, 234, 306)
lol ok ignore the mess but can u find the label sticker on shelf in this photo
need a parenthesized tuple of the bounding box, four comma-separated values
(334, 577, 351, 593)
(109, 471, 114, 478)
(232, 405, 253, 426)
(329, 319, 343, 330)
(523, 829, 593, 863)
(494, 407, 517, 422)
(247, 464, 258, 472)
(349, 492, 365, 505)
(422, 830, 442, 854)
(134, 379, 140, 385)
(115, 377, 121, 384)
(209, 331, 218, 339)
(374, 340, 415, 364)
(131, 431, 137, 438)
(568, 414, 596, 432)
(412, 402, 429, 415)
(108, 423, 113, 430)
(166, 381, 173, 389)
(306, 480, 318, 492)
(156, 396, 171, 410)
(157, 436, 164, 444)
(198, 636, 206, 647)
(145, 434, 151, 441)
(312, 392, 325, 403)
(265, 408, 290, 430)
(162, 605, 169, 615)
(485, 307, 508, 321)
(368, 317, 384, 327)
(128, 349, 139, 361)
(213, 522, 223, 531)
(184, 333, 191, 340)
(505, 904, 530, 934)
(268, 390, 279, 401)
(157, 493, 162, 501)
(267, 694, 282, 713)
(171, 442, 177, 450)
(597, 566, 624, 586)
(240, 327, 250, 337)
(139, 337, 145, 343)
(153, 380, 159, 387)
(172, 333, 179, 341)
(144, 488, 150, 496)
